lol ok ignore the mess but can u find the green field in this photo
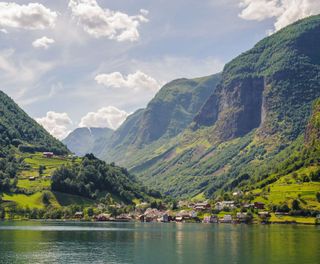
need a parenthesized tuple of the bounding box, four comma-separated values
(1, 153, 89, 209)
(269, 214, 316, 224)
(2, 192, 58, 209)
(20, 153, 79, 177)
(253, 175, 320, 211)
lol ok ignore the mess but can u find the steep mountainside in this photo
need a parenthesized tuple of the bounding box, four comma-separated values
(115, 15, 320, 198)
(0, 91, 68, 155)
(101, 74, 221, 163)
(63, 127, 113, 156)
(195, 15, 320, 143)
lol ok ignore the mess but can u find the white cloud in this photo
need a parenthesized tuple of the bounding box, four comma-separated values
(0, 2, 57, 30)
(238, 0, 320, 32)
(95, 71, 162, 92)
(36, 111, 73, 140)
(140, 9, 149, 16)
(32, 36, 55, 49)
(129, 56, 225, 82)
(68, 0, 148, 41)
(0, 49, 55, 98)
(79, 106, 129, 129)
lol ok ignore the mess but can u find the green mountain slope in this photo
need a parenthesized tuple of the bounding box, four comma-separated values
(0, 90, 159, 217)
(115, 15, 320, 198)
(101, 73, 221, 164)
(62, 127, 113, 156)
(0, 91, 68, 154)
(242, 99, 320, 213)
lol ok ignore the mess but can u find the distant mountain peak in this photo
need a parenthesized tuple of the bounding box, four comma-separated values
(63, 127, 113, 157)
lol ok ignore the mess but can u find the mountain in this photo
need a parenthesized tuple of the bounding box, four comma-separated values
(63, 127, 113, 156)
(0, 89, 68, 192)
(194, 15, 320, 143)
(0, 90, 161, 215)
(0, 90, 68, 155)
(100, 73, 221, 163)
(102, 15, 320, 198)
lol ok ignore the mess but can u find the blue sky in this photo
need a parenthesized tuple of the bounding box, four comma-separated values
(0, 0, 319, 139)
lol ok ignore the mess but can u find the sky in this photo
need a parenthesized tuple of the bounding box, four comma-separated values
(0, 0, 319, 139)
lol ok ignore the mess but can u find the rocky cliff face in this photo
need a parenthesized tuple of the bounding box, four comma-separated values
(195, 77, 264, 141)
(194, 15, 320, 143)
(305, 99, 320, 146)
(130, 75, 222, 146)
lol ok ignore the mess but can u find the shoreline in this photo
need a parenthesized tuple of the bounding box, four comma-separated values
(1, 219, 319, 226)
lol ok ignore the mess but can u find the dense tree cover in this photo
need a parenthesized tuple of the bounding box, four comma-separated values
(2, 204, 85, 220)
(0, 146, 20, 191)
(51, 154, 159, 203)
(0, 91, 68, 155)
(0, 207, 5, 220)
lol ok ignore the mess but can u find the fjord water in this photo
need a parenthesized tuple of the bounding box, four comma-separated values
(0, 222, 319, 264)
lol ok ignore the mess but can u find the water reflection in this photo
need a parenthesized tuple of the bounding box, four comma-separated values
(0, 222, 319, 264)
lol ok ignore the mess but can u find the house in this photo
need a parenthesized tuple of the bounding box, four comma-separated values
(243, 203, 254, 209)
(254, 202, 265, 209)
(275, 212, 289, 216)
(95, 213, 111, 221)
(236, 212, 251, 223)
(28, 176, 36, 181)
(233, 191, 243, 197)
(74, 212, 84, 219)
(116, 214, 132, 222)
(203, 215, 218, 223)
(143, 208, 163, 222)
(194, 201, 211, 211)
(43, 152, 54, 158)
(215, 201, 235, 211)
(220, 214, 233, 223)
(158, 213, 169, 223)
(175, 210, 196, 222)
(258, 212, 270, 219)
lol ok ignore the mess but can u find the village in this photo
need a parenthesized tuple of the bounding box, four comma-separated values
(72, 199, 304, 225)
(18, 152, 320, 225)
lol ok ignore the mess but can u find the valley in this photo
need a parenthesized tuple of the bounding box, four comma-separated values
(1, 15, 320, 225)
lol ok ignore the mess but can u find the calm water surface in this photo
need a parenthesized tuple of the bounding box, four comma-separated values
(0, 221, 319, 264)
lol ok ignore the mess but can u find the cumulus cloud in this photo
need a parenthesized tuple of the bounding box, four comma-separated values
(95, 71, 161, 92)
(36, 111, 72, 140)
(239, 0, 320, 32)
(32, 36, 55, 49)
(0, 49, 55, 99)
(79, 106, 129, 130)
(68, 0, 148, 41)
(0, 2, 57, 30)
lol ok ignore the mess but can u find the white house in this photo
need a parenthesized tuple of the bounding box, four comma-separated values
(215, 201, 235, 210)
